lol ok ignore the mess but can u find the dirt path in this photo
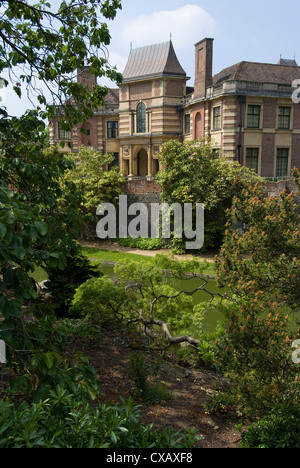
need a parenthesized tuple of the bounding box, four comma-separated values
(79, 239, 216, 263)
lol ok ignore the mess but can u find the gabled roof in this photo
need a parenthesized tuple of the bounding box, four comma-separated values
(278, 58, 298, 67)
(122, 41, 186, 83)
(213, 60, 300, 87)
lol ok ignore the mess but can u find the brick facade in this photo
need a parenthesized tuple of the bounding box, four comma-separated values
(51, 38, 300, 182)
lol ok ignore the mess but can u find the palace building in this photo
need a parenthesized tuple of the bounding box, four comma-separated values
(50, 38, 300, 180)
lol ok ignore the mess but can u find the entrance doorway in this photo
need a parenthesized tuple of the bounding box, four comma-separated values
(137, 149, 148, 177)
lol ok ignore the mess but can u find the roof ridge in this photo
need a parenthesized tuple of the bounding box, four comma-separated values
(234, 61, 246, 80)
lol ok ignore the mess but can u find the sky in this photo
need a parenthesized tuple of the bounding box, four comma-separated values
(2, 0, 300, 115)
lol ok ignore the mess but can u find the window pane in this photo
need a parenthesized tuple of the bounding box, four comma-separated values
(247, 105, 261, 128)
(276, 149, 289, 177)
(213, 107, 221, 130)
(278, 107, 291, 129)
(58, 123, 70, 139)
(137, 102, 146, 133)
(107, 121, 118, 138)
(185, 114, 190, 134)
(246, 148, 259, 173)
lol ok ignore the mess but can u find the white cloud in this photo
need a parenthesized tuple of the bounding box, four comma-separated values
(120, 4, 217, 52)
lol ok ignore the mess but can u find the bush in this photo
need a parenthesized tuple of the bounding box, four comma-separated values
(127, 352, 172, 404)
(45, 248, 103, 317)
(0, 395, 198, 448)
(240, 405, 300, 448)
(117, 237, 164, 250)
(69, 276, 129, 328)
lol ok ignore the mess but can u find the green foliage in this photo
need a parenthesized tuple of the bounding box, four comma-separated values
(0, 0, 123, 125)
(213, 171, 300, 417)
(0, 115, 84, 373)
(240, 405, 300, 448)
(127, 352, 172, 404)
(71, 255, 216, 351)
(117, 236, 164, 250)
(45, 247, 103, 317)
(9, 351, 100, 404)
(156, 139, 262, 252)
(70, 276, 129, 328)
(0, 395, 198, 448)
(61, 146, 124, 232)
(216, 180, 300, 310)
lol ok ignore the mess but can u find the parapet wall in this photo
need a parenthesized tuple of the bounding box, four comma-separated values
(122, 178, 162, 195)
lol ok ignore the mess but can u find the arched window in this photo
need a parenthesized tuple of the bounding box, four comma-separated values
(137, 102, 146, 133)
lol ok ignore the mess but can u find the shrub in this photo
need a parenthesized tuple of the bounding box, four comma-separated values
(0, 395, 198, 448)
(45, 248, 103, 317)
(127, 352, 172, 404)
(117, 237, 164, 250)
(240, 405, 300, 448)
(69, 276, 129, 328)
(215, 298, 299, 417)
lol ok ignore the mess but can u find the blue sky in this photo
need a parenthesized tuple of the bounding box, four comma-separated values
(3, 0, 300, 115)
(110, 0, 300, 79)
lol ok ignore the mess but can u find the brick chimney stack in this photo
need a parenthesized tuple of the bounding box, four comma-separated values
(194, 38, 214, 99)
(77, 66, 97, 91)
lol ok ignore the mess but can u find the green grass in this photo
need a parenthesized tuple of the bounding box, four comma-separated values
(81, 247, 157, 265)
(81, 247, 216, 276)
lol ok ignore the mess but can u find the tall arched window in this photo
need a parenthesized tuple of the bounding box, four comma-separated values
(137, 102, 146, 133)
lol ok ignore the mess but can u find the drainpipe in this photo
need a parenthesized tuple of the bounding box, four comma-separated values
(237, 96, 246, 164)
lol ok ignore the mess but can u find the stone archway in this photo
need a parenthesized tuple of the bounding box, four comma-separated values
(137, 148, 148, 177)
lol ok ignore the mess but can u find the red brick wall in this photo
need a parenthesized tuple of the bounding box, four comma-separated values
(264, 179, 298, 197)
(293, 103, 300, 129)
(77, 116, 98, 149)
(122, 179, 162, 194)
(263, 100, 277, 128)
(130, 82, 152, 101)
(165, 80, 185, 97)
(261, 134, 275, 177)
(291, 134, 300, 169)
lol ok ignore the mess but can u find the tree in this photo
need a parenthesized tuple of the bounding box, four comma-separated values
(0, 0, 123, 126)
(60, 145, 125, 237)
(212, 171, 300, 416)
(70, 255, 221, 350)
(0, 113, 84, 375)
(156, 139, 262, 252)
(216, 172, 300, 311)
(0, 0, 122, 397)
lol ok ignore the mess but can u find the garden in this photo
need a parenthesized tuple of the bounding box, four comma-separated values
(0, 0, 300, 449)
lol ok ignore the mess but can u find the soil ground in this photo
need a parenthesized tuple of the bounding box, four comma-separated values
(65, 326, 242, 449)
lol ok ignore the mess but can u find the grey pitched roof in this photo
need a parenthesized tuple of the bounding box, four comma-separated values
(213, 60, 300, 86)
(122, 41, 186, 83)
(278, 58, 298, 67)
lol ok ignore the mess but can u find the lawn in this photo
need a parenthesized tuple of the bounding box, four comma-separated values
(81, 246, 157, 264)
(80, 246, 216, 276)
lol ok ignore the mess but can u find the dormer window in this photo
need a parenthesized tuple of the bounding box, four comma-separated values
(137, 102, 146, 133)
